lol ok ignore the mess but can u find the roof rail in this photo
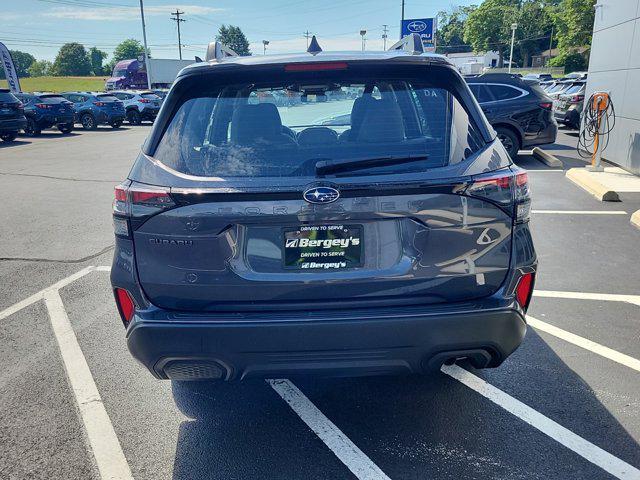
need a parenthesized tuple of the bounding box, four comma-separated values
(388, 33, 424, 55)
(205, 41, 238, 62)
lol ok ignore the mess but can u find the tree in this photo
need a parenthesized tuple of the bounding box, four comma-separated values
(436, 5, 477, 55)
(553, 0, 595, 51)
(112, 39, 146, 63)
(464, 0, 519, 67)
(515, 1, 555, 67)
(216, 25, 251, 56)
(28, 60, 53, 77)
(0, 50, 36, 78)
(52, 43, 91, 76)
(88, 47, 108, 75)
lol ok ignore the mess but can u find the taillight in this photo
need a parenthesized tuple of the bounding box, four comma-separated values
(113, 182, 175, 237)
(93, 101, 105, 106)
(114, 288, 135, 323)
(285, 62, 349, 72)
(34, 103, 52, 109)
(571, 95, 584, 103)
(464, 169, 531, 223)
(139, 98, 151, 103)
(539, 102, 553, 110)
(515, 272, 535, 310)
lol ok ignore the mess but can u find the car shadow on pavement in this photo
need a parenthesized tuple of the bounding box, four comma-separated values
(0, 139, 32, 149)
(169, 329, 640, 479)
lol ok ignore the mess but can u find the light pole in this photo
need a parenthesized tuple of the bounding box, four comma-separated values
(139, 0, 152, 89)
(262, 40, 269, 55)
(360, 29, 367, 52)
(508, 22, 517, 73)
(382, 24, 388, 50)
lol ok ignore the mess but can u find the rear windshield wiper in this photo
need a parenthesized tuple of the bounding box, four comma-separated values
(315, 154, 429, 176)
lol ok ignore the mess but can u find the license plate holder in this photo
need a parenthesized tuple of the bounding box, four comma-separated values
(283, 225, 363, 270)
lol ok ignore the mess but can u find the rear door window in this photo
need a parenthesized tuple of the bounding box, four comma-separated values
(97, 95, 119, 102)
(39, 95, 68, 104)
(468, 84, 493, 104)
(153, 67, 485, 179)
(0, 92, 18, 103)
(486, 84, 523, 101)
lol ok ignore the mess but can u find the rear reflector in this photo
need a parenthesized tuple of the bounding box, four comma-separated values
(115, 288, 135, 323)
(285, 62, 348, 72)
(515, 273, 534, 309)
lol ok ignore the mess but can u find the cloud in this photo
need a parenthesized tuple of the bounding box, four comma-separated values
(44, 5, 223, 21)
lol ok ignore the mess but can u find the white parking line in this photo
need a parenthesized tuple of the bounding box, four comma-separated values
(527, 315, 640, 373)
(532, 210, 628, 215)
(267, 379, 391, 480)
(44, 290, 133, 480)
(534, 290, 640, 307)
(443, 364, 640, 480)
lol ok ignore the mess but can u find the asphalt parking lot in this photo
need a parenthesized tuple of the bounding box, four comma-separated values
(1, 126, 640, 480)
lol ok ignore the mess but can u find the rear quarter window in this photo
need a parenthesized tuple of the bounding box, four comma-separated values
(0, 92, 18, 102)
(486, 84, 523, 101)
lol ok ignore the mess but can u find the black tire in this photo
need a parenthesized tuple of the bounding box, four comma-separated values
(126, 110, 141, 125)
(24, 118, 41, 137)
(0, 131, 18, 142)
(58, 123, 73, 134)
(110, 121, 122, 129)
(80, 113, 97, 130)
(495, 127, 520, 159)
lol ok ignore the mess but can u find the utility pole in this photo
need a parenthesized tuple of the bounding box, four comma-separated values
(547, 25, 554, 66)
(303, 30, 312, 49)
(170, 9, 185, 60)
(382, 24, 389, 50)
(262, 40, 269, 55)
(139, 0, 152, 89)
(360, 29, 367, 52)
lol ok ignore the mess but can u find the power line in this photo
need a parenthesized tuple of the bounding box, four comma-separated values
(170, 9, 186, 60)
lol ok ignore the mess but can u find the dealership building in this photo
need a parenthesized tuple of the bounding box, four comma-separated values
(587, 0, 640, 175)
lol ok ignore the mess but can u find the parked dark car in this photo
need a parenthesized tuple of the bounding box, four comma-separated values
(0, 89, 27, 143)
(553, 81, 586, 129)
(466, 73, 557, 158)
(13, 93, 75, 136)
(111, 44, 537, 382)
(61, 92, 126, 130)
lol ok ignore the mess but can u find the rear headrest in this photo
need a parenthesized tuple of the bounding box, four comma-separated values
(356, 99, 405, 143)
(230, 103, 284, 145)
(297, 127, 338, 145)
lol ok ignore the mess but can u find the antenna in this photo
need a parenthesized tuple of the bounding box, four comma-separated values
(170, 9, 186, 60)
(388, 33, 424, 55)
(205, 41, 238, 62)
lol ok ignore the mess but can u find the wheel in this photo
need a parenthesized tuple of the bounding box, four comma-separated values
(80, 113, 97, 130)
(110, 121, 122, 129)
(24, 118, 41, 136)
(58, 123, 73, 134)
(495, 127, 520, 159)
(0, 132, 17, 142)
(126, 110, 141, 125)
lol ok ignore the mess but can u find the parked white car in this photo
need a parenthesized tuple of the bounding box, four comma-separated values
(110, 90, 162, 125)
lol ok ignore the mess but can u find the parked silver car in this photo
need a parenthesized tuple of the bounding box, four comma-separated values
(110, 90, 162, 125)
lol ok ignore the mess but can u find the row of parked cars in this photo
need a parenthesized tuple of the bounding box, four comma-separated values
(0, 88, 167, 142)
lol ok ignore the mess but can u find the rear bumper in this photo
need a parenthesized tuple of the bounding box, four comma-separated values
(126, 306, 527, 380)
(35, 114, 74, 128)
(96, 111, 125, 124)
(0, 117, 27, 132)
(522, 119, 558, 148)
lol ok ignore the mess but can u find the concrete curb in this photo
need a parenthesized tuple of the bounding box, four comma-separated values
(565, 168, 620, 202)
(632, 210, 640, 230)
(532, 147, 563, 168)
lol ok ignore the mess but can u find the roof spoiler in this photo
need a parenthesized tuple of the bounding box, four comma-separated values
(388, 33, 424, 55)
(205, 41, 238, 62)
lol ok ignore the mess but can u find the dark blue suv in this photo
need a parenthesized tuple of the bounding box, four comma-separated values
(61, 92, 125, 130)
(14, 93, 75, 136)
(0, 89, 27, 143)
(111, 40, 537, 381)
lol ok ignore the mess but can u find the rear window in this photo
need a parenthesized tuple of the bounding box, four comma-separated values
(564, 83, 585, 95)
(97, 94, 119, 102)
(141, 93, 161, 100)
(39, 95, 68, 104)
(0, 91, 18, 102)
(153, 65, 485, 178)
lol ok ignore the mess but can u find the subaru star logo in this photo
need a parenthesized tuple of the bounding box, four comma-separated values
(408, 21, 427, 33)
(303, 186, 340, 204)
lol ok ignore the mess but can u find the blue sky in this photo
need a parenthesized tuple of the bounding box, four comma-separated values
(3, 0, 479, 63)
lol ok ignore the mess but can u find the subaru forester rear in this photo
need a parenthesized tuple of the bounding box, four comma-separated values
(111, 40, 536, 381)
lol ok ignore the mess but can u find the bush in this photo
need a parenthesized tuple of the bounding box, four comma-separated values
(549, 51, 588, 73)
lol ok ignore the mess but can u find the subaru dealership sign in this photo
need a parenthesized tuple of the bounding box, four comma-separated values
(401, 18, 436, 51)
(0, 42, 21, 93)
